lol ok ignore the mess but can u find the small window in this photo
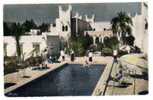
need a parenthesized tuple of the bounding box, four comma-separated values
(62, 26, 65, 31)
(65, 26, 68, 31)
(53, 23, 56, 27)
(62, 25, 68, 31)
(145, 21, 148, 30)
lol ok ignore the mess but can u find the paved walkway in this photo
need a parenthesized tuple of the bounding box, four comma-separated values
(104, 54, 148, 95)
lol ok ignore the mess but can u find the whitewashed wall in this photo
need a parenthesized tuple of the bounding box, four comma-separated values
(4, 36, 47, 60)
(92, 22, 111, 31)
(49, 5, 72, 42)
(132, 3, 148, 54)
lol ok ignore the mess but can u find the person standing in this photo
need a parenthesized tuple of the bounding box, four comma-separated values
(88, 51, 93, 62)
(70, 50, 74, 62)
(49, 55, 52, 63)
(60, 50, 65, 61)
(113, 49, 118, 63)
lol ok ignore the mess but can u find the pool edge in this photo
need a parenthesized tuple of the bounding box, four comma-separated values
(4, 62, 67, 95)
(92, 59, 114, 96)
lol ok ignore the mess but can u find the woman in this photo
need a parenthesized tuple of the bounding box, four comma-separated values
(60, 50, 65, 61)
(88, 51, 93, 62)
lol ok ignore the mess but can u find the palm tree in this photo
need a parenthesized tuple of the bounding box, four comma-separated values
(12, 23, 24, 64)
(22, 19, 37, 33)
(111, 12, 133, 44)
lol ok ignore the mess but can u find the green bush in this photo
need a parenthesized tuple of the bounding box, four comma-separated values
(118, 50, 128, 57)
(103, 36, 119, 50)
(4, 61, 17, 75)
(69, 35, 93, 56)
(97, 43, 103, 51)
(70, 40, 85, 56)
(4, 56, 18, 75)
(25, 56, 42, 66)
(101, 47, 113, 56)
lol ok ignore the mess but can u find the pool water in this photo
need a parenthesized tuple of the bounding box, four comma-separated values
(6, 64, 105, 96)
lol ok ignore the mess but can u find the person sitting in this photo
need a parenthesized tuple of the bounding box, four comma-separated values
(113, 69, 124, 85)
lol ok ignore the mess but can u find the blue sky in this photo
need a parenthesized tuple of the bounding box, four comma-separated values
(3, 3, 141, 25)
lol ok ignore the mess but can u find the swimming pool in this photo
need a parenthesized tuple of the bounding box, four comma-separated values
(6, 64, 105, 96)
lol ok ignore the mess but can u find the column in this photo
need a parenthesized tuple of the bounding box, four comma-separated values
(93, 36, 96, 45)
(100, 36, 104, 44)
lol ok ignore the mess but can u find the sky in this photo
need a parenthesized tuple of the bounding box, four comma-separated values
(3, 3, 141, 25)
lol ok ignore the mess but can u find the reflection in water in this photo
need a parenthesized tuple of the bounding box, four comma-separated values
(6, 64, 105, 96)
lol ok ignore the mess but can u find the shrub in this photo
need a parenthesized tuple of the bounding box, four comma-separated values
(4, 56, 18, 75)
(25, 56, 42, 66)
(118, 50, 128, 57)
(69, 35, 93, 56)
(70, 40, 85, 56)
(4, 61, 17, 75)
(101, 47, 113, 56)
(4, 56, 27, 75)
(104, 36, 119, 50)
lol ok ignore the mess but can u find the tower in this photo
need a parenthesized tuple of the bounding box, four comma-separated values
(58, 5, 72, 42)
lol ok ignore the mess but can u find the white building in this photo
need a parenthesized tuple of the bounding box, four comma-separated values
(4, 34, 60, 60)
(48, 5, 113, 45)
(131, 2, 148, 54)
(49, 5, 72, 42)
(4, 3, 148, 60)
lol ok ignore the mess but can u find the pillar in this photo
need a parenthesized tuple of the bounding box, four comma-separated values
(101, 36, 104, 43)
(99, 36, 101, 43)
(117, 32, 120, 41)
(93, 36, 96, 45)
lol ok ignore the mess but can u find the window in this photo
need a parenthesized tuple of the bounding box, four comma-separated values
(65, 25, 68, 31)
(62, 25, 68, 32)
(4, 43, 7, 56)
(62, 26, 65, 31)
(145, 21, 148, 30)
(53, 23, 56, 27)
(33, 43, 40, 56)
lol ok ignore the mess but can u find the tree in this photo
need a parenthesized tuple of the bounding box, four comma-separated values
(71, 40, 84, 56)
(103, 36, 119, 50)
(4, 22, 11, 36)
(22, 19, 37, 33)
(111, 12, 133, 44)
(12, 23, 24, 63)
(68, 34, 93, 56)
(38, 23, 50, 33)
(125, 35, 135, 46)
(4, 22, 18, 36)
